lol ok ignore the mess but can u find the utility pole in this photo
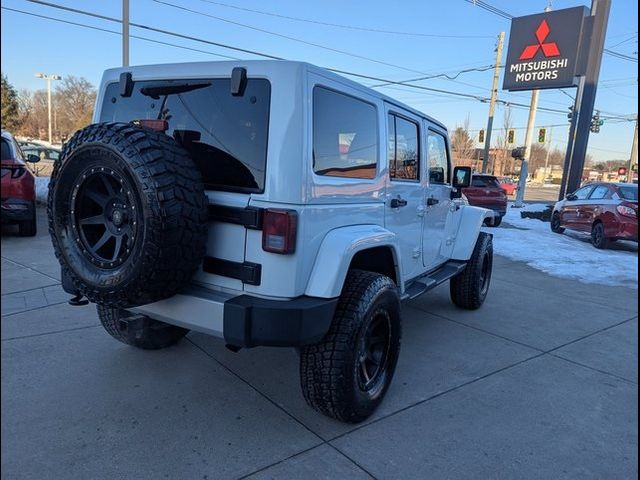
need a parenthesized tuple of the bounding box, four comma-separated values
(514, 90, 539, 207)
(122, 0, 130, 67)
(35, 73, 62, 144)
(482, 31, 505, 173)
(628, 117, 638, 183)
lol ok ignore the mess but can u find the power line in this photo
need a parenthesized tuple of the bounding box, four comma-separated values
(152, 0, 431, 75)
(368, 64, 497, 88)
(603, 48, 638, 63)
(196, 0, 495, 39)
(10, 0, 637, 122)
(24, 0, 285, 59)
(1, 6, 241, 60)
(464, 0, 638, 63)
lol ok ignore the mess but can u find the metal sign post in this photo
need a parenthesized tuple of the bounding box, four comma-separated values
(561, 0, 610, 198)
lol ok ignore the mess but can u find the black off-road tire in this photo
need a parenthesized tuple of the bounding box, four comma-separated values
(18, 207, 37, 237)
(491, 216, 503, 227)
(300, 270, 401, 423)
(591, 222, 610, 249)
(551, 212, 565, 234)
(48, 123, 208, 308)
(97, 304, 188, 349)
(450, 232, 493, 310)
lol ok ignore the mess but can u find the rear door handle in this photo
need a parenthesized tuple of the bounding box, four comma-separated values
(390, 197, 408, 208)
(427, 197, 439, 206)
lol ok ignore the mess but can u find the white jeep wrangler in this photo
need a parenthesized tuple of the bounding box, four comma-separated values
(48, 61, 493, 423)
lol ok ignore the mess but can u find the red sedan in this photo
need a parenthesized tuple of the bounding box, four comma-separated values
(497, 176, 517, 196)
(1, 130, 39, 236)
(462, 174, 508, 227)
(551, 182, 638, 249)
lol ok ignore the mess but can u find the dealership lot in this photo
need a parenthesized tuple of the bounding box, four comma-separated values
(2, 208, 637, 479)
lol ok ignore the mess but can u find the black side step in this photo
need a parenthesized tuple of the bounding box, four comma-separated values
(403, 261, 467, 300)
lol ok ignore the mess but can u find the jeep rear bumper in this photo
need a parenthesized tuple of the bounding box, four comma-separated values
(129, 286, 337, 348)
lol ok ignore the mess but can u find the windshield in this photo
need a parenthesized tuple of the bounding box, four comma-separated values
(471, 176, 501, 188)
(618, 185, 638, 201)
(100, 78, 271, 193)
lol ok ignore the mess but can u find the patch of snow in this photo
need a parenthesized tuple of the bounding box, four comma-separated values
(517, 202, 552, 213)
(488, 204, 638, 288)
(35, 176, 50, 204)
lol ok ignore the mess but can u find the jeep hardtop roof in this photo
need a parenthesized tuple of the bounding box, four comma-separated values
(98, 60, 447, 132)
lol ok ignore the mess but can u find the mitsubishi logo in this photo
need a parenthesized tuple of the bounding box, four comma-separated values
(519, 20, 560, 60)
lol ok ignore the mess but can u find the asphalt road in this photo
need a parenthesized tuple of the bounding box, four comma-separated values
(2, 208, 637, 479)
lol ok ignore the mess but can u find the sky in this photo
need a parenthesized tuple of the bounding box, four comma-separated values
(1, 0, 637, 162)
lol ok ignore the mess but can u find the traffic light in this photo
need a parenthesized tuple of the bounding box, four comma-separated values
(507, 129, 515, 144)
(478, 129, 485, 143)
(538, 128, 546, 143)
(618, 167, 627, 176)
(590, 110, 603, 133)
(567, 105, 574, 121)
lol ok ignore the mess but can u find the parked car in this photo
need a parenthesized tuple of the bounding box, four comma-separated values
(1, 130, 40, 236)
(497, 176, 517, 196)
(47, 60, 494, 423)
(17, 140, 45, 150)
(462, 174, 508, 226)
(22, 146, 61, 162)
(551, 182, 638, 249)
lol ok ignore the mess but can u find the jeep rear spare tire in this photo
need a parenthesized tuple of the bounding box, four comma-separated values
(48, 122, 208, 308)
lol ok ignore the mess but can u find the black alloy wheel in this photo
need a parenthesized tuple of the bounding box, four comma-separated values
(71, 167, 139, 269)
(357, 310, 392, 394)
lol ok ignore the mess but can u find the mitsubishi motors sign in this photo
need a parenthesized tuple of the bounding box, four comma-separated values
(503, 6, 589, 91)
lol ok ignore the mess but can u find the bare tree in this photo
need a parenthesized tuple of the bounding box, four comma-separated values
(54, 76, 96, 136)
(450, 115, 475, 166)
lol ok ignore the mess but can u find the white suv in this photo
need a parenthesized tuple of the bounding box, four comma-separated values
(48, 61, 493, 423)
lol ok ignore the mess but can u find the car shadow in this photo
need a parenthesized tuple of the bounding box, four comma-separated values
(564, 230, 638, 253)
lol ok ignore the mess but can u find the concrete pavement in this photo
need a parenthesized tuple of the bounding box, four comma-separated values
(1, 208, 637, 479)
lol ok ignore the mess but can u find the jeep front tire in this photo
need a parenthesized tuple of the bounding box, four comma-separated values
(450, 232, 493, 310)
(300, 270, 401, 423)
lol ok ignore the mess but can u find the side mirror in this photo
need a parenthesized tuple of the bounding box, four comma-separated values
(26, 154, 40, 163)
(451, 166, 472, 199)
(565, 193, 577, 201)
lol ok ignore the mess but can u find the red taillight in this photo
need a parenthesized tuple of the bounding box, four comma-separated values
(262, 209, 297, 254)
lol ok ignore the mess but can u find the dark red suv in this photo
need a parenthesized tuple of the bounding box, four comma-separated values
(551, 182, 638, 249)
(462, 174, 508, 227)
(1, 130, 39, 236)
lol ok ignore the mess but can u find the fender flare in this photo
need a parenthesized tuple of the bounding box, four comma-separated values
(305, 225, 402, 298)
(443, 205, 494, 261)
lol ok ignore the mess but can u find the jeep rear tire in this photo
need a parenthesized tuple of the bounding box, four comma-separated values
(48, 123, 208, 308)
(97, 304, 188, 349)
(300, 270, 401, 423)
(450, 232, 493, 310)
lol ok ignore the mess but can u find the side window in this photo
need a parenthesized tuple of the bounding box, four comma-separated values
(427, 132, 450, 185)
(388, 114, 419, 181)
(313, 87, 377, 179)
(589, 185, 609, 200)
(573, 186, 593, 200)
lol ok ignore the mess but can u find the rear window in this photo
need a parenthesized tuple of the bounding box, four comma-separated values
(618, 185, 638, 201)
(100, 78, 271, 193)
(471, 176, 500, 188)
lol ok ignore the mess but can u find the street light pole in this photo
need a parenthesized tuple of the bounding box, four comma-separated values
(35, 73, 62, 144)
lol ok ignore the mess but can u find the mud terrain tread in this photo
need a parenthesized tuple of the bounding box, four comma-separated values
(48, 123, 207, 307)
